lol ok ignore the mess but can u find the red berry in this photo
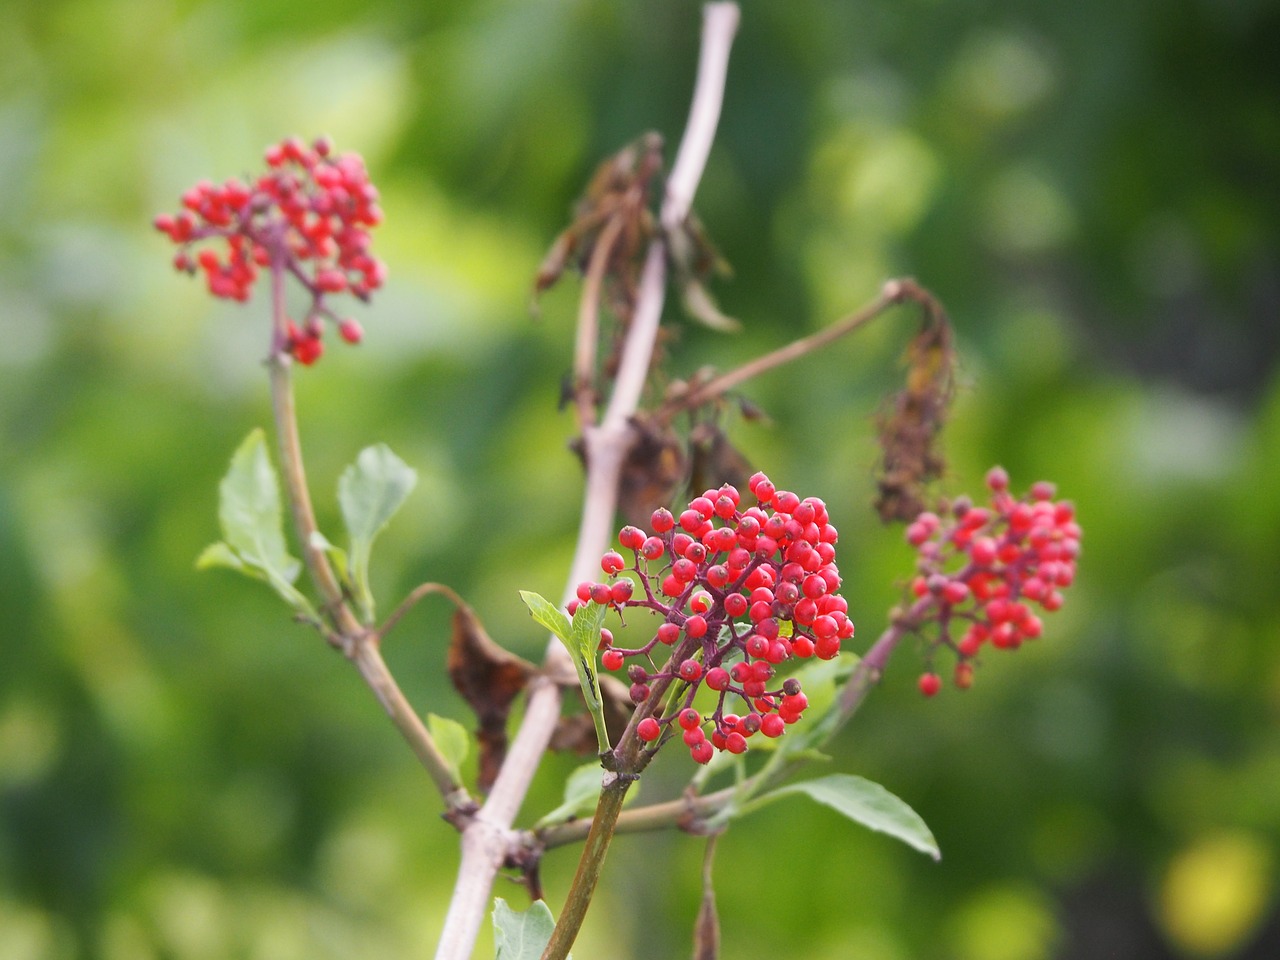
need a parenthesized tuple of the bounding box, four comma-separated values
(815, 634, 841, 659)
(690, 740, 714, 764)
(705, 667, 731, 691)
(678, 708, 702, 730)
(918, 672, 942, 697)
(684, 615, 708, 639)
(291, 334, 324, 366)
(601, 649, 624, 671)
(760, 713, 786, 738)
(338, 318, 363, 344)
(637, 717, 661, 742)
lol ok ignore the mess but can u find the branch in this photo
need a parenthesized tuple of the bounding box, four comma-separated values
(433, 6, 741, 958)
(266, 263, 470, 811)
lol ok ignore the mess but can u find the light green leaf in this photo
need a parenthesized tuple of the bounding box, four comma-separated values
(569, 600, 610, 752)
(196, 541, 250, 575)
(535, 762, 603, 828)
(338, 443, 417, 620)
(426, 713, 470, 783)
(519, 591, 611, 752)
(219, 428, 300, 581)
(518, 590, 572, 644)
(535, 761, 640, 828)
(768, 653, 859, 759)
(309, 530, 351, 590)
(492, 898, 570, 960)
(199, 430, 313, 614)
(762, 774, 940, 860)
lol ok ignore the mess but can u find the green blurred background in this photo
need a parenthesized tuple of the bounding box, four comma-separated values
(3, 0, 1279, 957)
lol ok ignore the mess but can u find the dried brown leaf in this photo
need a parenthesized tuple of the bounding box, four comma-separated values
(617, 415, 688, 528)
(688, 423, 752, 497)
(446, 600, 537, 793)
(531, 132, 664, 320)
(874, 301, 956, 523)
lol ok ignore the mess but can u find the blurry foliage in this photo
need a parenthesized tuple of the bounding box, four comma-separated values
(2, 0, 1280, 958)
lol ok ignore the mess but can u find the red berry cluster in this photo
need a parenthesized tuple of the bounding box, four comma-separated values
(153, 136, 384, 365)
(904, 466, 1080, 695)
(571, 471, 854, 764)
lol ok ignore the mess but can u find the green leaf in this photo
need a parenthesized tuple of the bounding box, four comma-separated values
(219, 429, 299, 578)
(309, 530, 351, 591)
(761, 774, 940, 861)
(196, 541, 250, 575)
(492, 898, 570, 960)
(199, 429, 312, 614)
(771, 653, 858, 759)
(570, 599, 608, 661)
(569, 600, 610, 752)
(426, 713, 470, 783)
(535, 760, 639, 828)
(338, 444, 417, 620)
(519, 591, 611, 752)
(518, 590, 572, 645)
(535, 762, 604, 828)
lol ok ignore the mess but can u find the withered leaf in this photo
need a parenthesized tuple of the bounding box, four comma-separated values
(735, 396, 768, 423)
(874, 303, 956, 523)
(550, 674, 633, 756)
(688, 423, 752, 498)
(617, 415, 688, 528)
(531, 132, 664, 320)
(669, 212, 738, 333)
(446, 600, 537, 793)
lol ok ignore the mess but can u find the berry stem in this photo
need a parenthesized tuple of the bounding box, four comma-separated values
(266, 269, 468, 808)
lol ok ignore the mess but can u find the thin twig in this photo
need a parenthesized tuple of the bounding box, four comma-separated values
(657, 279, 902, 423)
(266, 263, 361, 638)
(373, 581, 462, 645)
